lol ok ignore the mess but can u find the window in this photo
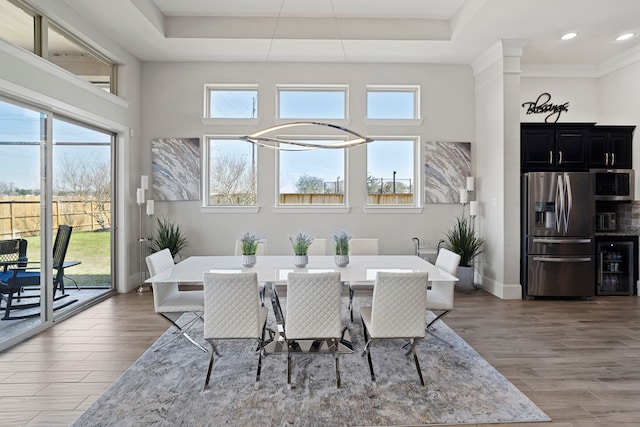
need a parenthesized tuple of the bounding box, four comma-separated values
(0, 0, 36, 53)
(0, 0, 118, 94)
(206, 137, 257, 206)
(277, 86, 347, 119)
(367, 86, 419, 119)
(367, 138, 416, 206)
(47, 23, 116, 92)
(278, 139, 346, 206)
(206, 85, 258, 119)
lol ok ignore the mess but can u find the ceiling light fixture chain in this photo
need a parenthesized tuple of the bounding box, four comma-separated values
(266, 0, 285, 61)
(329, 0, 348, 62)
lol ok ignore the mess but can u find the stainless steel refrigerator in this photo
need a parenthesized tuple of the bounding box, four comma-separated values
(522, 172, 595, 298)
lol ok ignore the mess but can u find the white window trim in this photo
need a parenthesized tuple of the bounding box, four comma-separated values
(364, 135, 421, 210)
(276, 84, 349, 120)
(366, 84, 421, 120)
(203, 83, 259, 120)
(275, 135, 349, 208)
(202, 134, 260, 211)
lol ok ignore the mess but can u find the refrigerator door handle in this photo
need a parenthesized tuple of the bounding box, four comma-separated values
(532, 238, 592, 244)
(564, 174, 572, 234)
(533, 256, 593, 262)
(555, 175, 564, 234)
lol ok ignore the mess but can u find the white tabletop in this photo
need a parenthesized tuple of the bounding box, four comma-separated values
(146, 255, 458, 284)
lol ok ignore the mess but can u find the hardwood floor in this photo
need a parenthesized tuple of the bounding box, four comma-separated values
(0, 288, 639, 426)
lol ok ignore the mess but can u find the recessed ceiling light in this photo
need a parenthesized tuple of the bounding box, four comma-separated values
(561, 32, 578, 40)
(616, 33, 635, 41)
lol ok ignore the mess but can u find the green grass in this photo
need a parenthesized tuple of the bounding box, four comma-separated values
(24, 230, 111, 287)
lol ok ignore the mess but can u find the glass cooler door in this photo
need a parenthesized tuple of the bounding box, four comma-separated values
(597, 241, 634, 296)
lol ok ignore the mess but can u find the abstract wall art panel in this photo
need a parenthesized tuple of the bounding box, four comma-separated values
(424, 141, 471, 204)
(152, 138, 201, 201)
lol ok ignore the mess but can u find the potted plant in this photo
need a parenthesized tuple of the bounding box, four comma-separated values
(289, 230, 314, 268)
(239, 231, 259, 267)
(444, 215, 484, 291)
(333, 230, 351, 267)
(150, 216, 188, 260)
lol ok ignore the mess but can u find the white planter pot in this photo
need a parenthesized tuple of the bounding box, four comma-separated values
(293, 255, 308, 268)
(334, 254, 350, 267)
(242, 254, 257, 268)
(456, 265, 474, 293)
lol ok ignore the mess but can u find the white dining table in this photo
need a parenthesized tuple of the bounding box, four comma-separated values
(146, 255, 457, 354)
(145, 254, 458, 284)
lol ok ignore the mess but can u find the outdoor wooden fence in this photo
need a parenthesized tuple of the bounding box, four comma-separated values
(0, 196, 111, 239)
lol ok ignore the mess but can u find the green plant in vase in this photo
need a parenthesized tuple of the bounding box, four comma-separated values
(333, 230, 351, 267)
(444, 215, 484, 291)
(289, 230, 314, 267)
(150, 216, 188, 259)
(239, 232, 259, 267)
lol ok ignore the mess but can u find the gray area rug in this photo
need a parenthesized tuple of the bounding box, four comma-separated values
(74, 299, 550, 426)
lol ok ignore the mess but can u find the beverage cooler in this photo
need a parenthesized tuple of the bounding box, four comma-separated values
(596, 236, 638, 296)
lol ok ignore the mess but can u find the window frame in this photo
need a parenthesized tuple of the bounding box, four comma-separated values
(275, 135, 349, 210)
(202, 135, 260, 213)
(0, 0, 118, 94)
(276, 84, 349, 120)
(203, 84, 260, 122)
(366, 85, 421, 121)
(364, 135, 421, 210)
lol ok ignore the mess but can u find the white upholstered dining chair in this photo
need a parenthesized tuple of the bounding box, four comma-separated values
(145, 249, 207, 352)
(347, 238, 379, 322)
(306, 238, 327, 255)
(202, 272, 268, 391)
(426, 248, 461, 330)
(285, 271, 343, 388)
(360, 271, 429, 386)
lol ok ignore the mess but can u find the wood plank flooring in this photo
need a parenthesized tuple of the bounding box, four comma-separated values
(0, 288, 639, 426)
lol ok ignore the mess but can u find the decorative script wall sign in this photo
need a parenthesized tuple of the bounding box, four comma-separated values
(521, 92, 569, 123)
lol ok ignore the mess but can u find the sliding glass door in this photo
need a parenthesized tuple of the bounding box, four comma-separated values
(0, 96, 115, 348)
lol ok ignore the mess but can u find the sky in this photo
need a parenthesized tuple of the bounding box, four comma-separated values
(210, 89, 416, 193)
(0, 100, 111, 190)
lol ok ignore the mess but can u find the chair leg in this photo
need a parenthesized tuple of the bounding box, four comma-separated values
(348, 287, 354, 322)
(426, 309, 450, 330)
(334, 338, 341, 388)
(361, 318, 377, 385)
(203, 340, 217, 391)
(159, 313, 208, 353)
(408, 338, 425, 387)
(287, 342, 293, 389)
(255, 321, 267, 390)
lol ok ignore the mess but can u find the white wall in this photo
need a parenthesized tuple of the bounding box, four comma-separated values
(520, 77, 599, 123)
(141, 62, 475, 257)
(599, 61, 640, 198)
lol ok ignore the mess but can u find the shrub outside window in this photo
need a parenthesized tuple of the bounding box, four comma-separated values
(207, 137, 257, 206)
(367, 138, 416, 206)
(278, 139, 346, 206)
(367, 86, 419, 119)
(206, 85, 258, 119)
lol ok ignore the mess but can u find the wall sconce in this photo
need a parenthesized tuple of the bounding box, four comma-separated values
(460, 177, 478, 218)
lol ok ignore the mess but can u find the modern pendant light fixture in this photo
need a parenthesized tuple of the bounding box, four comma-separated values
(240, 122, 373, 150)
(242, 0, 370, 151)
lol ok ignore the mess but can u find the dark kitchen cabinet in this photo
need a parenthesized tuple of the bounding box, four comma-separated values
(588, 125, 635, 169)
(521, 123, 593, 172)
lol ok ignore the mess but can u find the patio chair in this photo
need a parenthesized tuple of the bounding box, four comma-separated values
(0, 225, 76, 320)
